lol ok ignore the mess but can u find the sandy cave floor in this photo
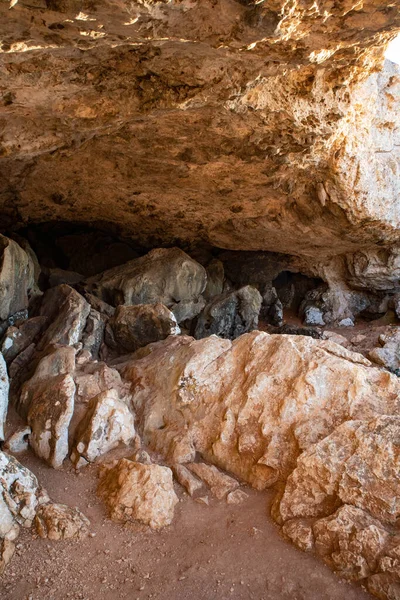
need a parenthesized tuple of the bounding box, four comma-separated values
(0, 449, 373, 600)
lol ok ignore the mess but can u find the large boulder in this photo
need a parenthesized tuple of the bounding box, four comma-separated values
(194, 285, 262, 340)
(71, 389, 135, 468)
(118, 332, 400, 490)
(37, 285, 90, 351)
(0, 235, 38, 327)
(98, 459, 178, 529)
(86, 248, 207, 320)
(107, 303, 180, 353)
(0, 353, 9, 442)
(18, 346, 76, 467)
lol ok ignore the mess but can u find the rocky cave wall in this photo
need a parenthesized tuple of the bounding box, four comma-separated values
(2, 2, 400, 599)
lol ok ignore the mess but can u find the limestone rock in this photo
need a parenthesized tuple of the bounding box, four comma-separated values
(18, 345, 76, 419)
(0, 235, 37, 325)
(170, 297, 206, 325)
(1, 316, 47, 364)
(173, 464, 203, 497)
(203, 259, 225, 301)
(369, 328, 400, 373)
(71, 389, 135, 468)
(98, 459, 178, 529)
(282, 519, 315, 553)
(186, 463, 239, 500)
(46, 268, 84, 288)
(260, 286, 283, 327)
(81, 308, 106, 359)
(86, 248, 207, 313)
(74, 361, 128, 406)
(27, 373, 75, 469)
(278, 417, 400, 525)
(118, 331, 400, 491)
(313, 504, 393, 581)
(0, 451, 44, 539)
(85, 294, 115, 318)
(4, 425, 31, 453)
(0, 539, 15, 575)
(194, 286, 262, 340)
(34, 503, 90, 540)
(0, 353, 9, 442)
(226, 489, 249, 505)
(107, 304, 180, 353)
(38, 285, 90, 351)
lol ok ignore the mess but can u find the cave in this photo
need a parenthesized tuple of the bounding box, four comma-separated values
(1, 1, 400, 599)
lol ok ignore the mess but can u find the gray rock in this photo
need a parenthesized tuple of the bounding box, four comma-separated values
(170, 297, 206, 324)
(203, 259, 224, 301)
(195, 286, 262, 340)
(86, 247, 207, 309)
(261, 286, 283, 327)
(0, 353, 9, 442)
(38, 285, 90, 351)
(1, 316, 48, 364)
(338, 317, 354, 327)
(81, 308, 106, 359)
(0, 235, 38, 325)
(107, 303, 180, 353)
(302, 306, 326, 326)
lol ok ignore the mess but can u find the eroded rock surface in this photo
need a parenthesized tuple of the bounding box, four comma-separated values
(98, 459, 178, 529)
(0, 353, 9, 442)
(34, 503, 90, 541)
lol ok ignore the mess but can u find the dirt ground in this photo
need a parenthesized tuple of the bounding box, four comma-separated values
(0, 449, 373, 600)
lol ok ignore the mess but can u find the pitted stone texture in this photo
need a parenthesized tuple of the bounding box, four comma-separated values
(87, 248, 207, 313)
(34, 503, 90, 540)
(107, 303, 180, 353)
(118, 331, 400, 490)
(71, 389, 135, 468)
(0, 451, 45, 540)
(98, 459, 178, 529)
(0, 353, 9, 442)
(173, 464, 203, 497)
(278, 417, 400, 526)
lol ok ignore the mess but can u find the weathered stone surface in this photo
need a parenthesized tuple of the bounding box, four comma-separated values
(38, 285, 90, 351)
(34, 503, 90, 540)
(107, 304, 180, 353)
(282, 519, 315, 553)
(1, 316, 47, 364)
(74, 361, 128, 405)
(226, 489, 249, 506)
(203, 259, 225, 301)
(0, 353, 9, 442)
(260, 286, 283, 327)
(98, 459, 178, 529)
(81, 308, 106, 359)
(0, 235, 37, 324)
(46, 268, 83, 288)
(186, 463, 239, 500)
(278, 417, 400, 525)
(71, 389, 135, 468)
(194, 286, 262, 340)
(4, 425, 31, 454)
(369, 328, 400, 373)
(313, 504, 392, 581)
(18, 345, 76, 418)
(173, 464, 203, 497)
(87, 248, 207, 312)
(0, 451, 45, 540)
(118, 331, 400, 491)
(27, 373, 75, 469)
